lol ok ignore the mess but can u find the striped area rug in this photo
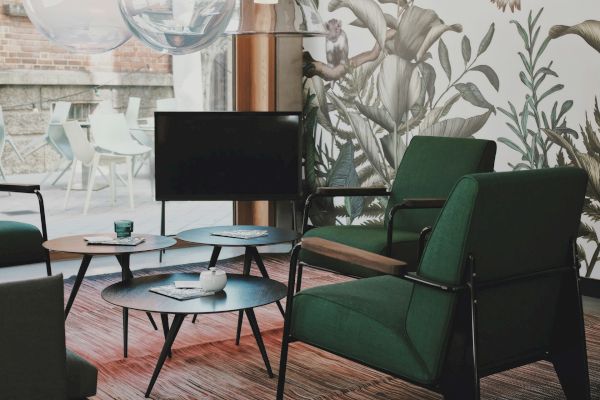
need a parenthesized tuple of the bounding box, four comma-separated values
(64, 254, 600, 399)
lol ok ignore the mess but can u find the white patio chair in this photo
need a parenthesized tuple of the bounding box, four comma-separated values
(0, 106, 24, 181)
(63, 121, 132, 214)
(90, 113, 152, 208)
(156, 98, 177, 111)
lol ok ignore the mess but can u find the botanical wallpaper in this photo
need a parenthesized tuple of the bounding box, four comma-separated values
(302, 0, 600, 278)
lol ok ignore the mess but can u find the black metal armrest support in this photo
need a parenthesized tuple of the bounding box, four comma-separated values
(400, 272, 467, 292)
(418, 226, 433, 262)
(0, 183, 41, 193)
(0, 184, 48, 241)
(302, 186, 390, 233)
(386, 198, 446, 257)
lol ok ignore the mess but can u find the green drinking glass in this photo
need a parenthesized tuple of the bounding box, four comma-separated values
(114, 220, 134, 238)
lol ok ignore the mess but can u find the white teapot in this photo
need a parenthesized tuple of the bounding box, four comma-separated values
(199, 267, 227, 293)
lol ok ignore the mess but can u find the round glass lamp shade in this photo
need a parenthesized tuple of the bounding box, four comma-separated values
(23, 0, 132, 53)
(119, 0, 235, 55)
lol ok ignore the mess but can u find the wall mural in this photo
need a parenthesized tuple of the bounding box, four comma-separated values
(302, 0, 600, 277)
(303, 0, 498, 226)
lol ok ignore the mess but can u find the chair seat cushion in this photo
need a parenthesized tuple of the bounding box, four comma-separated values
(291, 275, 434, 383)
(66, 350, 97, 399)
(0, 221, 46, 267)
(300, 226, 420, 277)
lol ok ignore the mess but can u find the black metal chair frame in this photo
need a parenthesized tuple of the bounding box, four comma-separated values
(296, 186, 444, 291)
(276, 239, 590, 400)
(0, 183, 51, 276)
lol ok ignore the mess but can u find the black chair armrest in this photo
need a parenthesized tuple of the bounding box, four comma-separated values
(401, 272, 467, 292)
(300, 237, 407, 276)
(386, 198, 446, 257)
(302, 187, 390, 233)
(0, 183, 41, 193)
(314, 186, 390, 197)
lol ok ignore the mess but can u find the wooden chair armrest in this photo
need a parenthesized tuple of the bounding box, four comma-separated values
(301, 237, 407, 276)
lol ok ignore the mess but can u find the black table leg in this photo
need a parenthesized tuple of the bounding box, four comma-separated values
(245, 308, 273, 378)
(65, 254, 92, 319)
(116, 254, 158, 358)
(236, 247, 253, 345)
(160, 313, 172, 358)
(249, 247, 285, 317)
(145, 314, 186, 398)
(192, 246, 222, 324)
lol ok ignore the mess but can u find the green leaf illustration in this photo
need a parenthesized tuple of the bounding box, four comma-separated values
(438, 38, 451, 81)
(461, 35, 471, 65)
(471, 65, 500, 91)
(477, 23, 495, 56)
(455, 82, 496, 113)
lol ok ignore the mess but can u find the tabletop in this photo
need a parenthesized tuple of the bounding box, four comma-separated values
(177, 225, 300, 247)
(101, 273, 287, 315)
(43, 233, 176, 255)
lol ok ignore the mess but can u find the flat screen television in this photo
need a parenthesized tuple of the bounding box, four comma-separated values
(154, 111, 302, 201)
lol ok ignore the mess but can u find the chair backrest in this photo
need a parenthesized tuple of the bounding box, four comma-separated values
(404, 168, 588, 380)
(385, 136, 496, 232)
(156, 97, 177, 111)
(91, 100, 115, 116)
(46, 102, 73, 160)
(125, 97, 141, 128)
(63, 121, 95, 165)
(90, 113, 136, 153)
(50, 101, 71, 124)
(0, 275, 67, 399)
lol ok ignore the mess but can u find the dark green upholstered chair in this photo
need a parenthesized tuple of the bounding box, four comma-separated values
(0, 274, 97, 399)
(0, 183, 52, 276)
(298, 136, 496, 289)
(278, 168, 590, 400)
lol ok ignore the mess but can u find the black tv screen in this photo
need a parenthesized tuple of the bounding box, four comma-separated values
(154, 111, 302, 201)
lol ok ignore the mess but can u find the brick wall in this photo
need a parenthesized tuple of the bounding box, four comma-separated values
(0, 3, 171, 73)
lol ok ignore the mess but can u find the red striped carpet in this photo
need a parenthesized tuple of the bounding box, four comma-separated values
(63, 254, 600, 399)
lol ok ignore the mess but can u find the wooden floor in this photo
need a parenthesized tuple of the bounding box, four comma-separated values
(61, 254, 600, 400)
(0, 169, 232, 238)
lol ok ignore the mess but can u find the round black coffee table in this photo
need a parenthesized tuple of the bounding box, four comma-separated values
(177, 225, 299, 340)
(43, 233, 177, 357)
(101, 272, 286, 398)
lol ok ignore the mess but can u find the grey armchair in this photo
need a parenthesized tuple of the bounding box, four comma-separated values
(0, 275, 97, 399)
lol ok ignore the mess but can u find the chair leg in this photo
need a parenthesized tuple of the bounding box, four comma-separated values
(126, 157, 134, 209)
(22, 135, 49, 158)
(63, 160, 78, 209)
(6, 137, 24, 162)
(277, 245, 301, 400)
(51, 159, 71, 185)
(45, 255, 52, 276)
(84, 155, 100, 214)
(551, 265, 591, 399)
(109, 161, 116, 206)
(0, 161, 6, 181)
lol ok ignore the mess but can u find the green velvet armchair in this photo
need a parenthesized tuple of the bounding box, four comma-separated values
(298, 136, 496, 290)
(278, 168, 590, 400)
(0, 183, 52, 276)
(0, 275, 97, 399)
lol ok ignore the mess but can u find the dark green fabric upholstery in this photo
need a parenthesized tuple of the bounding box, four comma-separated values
(0, 275, 98, 400)
(300, 136, 496, 276)
(301, 226, 420, 277)
(66, 350, 98, 399)
(0, 220, 46, 267)
(291, 167, 588, 387)
(291, 276, 434, 382)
